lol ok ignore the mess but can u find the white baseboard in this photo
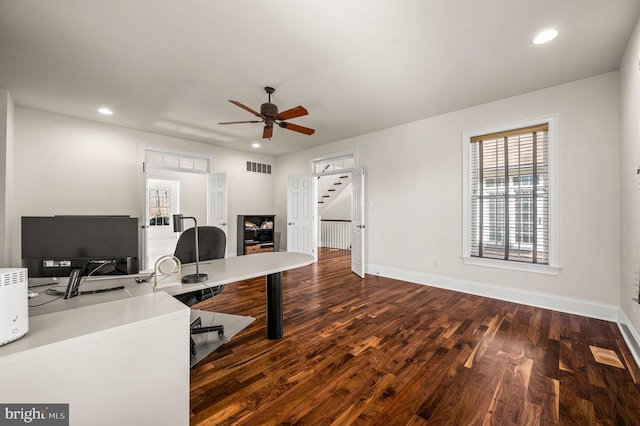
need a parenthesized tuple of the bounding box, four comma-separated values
(366, 264, 640, 367)
(616, 309, 640, 368)
(366, 264, 619, 320)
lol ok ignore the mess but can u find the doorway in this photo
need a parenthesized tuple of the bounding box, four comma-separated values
(141, 149, 213, 270)
(317, 172, 352, 255)
(146, 179, 180, 268)
(308, 151, 365, 277)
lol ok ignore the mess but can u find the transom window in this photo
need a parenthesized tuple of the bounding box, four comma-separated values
(312, 153, 355, 175)
(463, 116, 559, 274)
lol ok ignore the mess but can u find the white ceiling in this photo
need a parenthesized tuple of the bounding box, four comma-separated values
(1, 0, 638, 157)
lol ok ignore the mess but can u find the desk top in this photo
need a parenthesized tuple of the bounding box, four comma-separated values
(29, 251, 314, 316)
(1, 292, 187, 365)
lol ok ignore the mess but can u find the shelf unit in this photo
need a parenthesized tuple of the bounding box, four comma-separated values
(237, 214, 275, 256)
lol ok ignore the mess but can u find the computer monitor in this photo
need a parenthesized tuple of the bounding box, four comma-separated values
(21, 215, 140, 278)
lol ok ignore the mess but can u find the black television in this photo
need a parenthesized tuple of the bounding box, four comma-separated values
(21, 215, 140, 278)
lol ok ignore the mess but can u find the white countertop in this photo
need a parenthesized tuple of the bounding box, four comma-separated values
(0, 292, 188, 366)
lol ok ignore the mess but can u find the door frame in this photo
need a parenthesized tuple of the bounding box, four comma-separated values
(309, 150, 363, 274)
(139, 147, 214, 270)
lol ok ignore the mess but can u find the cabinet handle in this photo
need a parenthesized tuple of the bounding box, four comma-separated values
(288, 222, 294, 225)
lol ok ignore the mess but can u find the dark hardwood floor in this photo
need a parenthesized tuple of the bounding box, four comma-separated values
(190, 248, 640, 425)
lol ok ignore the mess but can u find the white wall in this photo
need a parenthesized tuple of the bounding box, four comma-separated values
(0, 89, 14, 267)
(619, 16, 640, 335)
(10, 107, 276, 263)
(276, 72, 621, 315)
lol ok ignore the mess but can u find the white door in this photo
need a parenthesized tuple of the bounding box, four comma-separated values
(351, 166, 365, 277)
(210, 172, 228, 237)
(146, 179, 180, 268)
(287, 175, 316, 258)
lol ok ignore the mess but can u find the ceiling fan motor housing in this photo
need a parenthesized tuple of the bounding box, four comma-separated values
(261, 102, 278, 120)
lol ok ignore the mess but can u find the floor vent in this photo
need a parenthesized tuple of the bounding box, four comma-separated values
(589, 345, 625, 369)
(246, 161, 272, 174)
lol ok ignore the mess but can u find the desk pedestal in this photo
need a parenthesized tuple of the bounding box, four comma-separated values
(266, 272, 283, 339)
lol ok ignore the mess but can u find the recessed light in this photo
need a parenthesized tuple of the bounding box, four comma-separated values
(252, 143, 261, 148)
(98, 107, 113, 115)
(533, 29, 558, 45)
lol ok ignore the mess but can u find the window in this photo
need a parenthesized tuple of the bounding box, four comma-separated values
(148, 188, 171, 226)
(312, 153, 355, 175)
(463, 115, 559, 274)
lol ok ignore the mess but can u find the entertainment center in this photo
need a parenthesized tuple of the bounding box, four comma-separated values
(237, 214, 275, 255)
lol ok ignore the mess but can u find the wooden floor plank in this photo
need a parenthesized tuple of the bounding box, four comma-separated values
(189, 249, 640, 425)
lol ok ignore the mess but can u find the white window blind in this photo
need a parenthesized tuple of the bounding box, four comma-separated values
(469, 124, 549, 264)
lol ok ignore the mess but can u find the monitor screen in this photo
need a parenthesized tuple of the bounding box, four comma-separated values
(21, 215, 140, 277)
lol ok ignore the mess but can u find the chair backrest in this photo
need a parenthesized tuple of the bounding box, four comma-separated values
(173, 226, 226, 264)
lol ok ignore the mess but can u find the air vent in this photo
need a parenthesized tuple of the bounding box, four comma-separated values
(0, 269, 27, 286)
(246, 161, 272, 174)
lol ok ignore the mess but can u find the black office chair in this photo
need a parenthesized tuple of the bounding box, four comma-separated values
(172, 226, 226, 356)
(173, 225, 226, 296)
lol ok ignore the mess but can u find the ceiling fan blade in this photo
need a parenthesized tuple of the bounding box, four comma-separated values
(279, 121, 315, 135)
(263, 125, 273, 139)
(277, 105, 308, 121)
(229, 100, 263, 118)
(218, 120, 262, 125)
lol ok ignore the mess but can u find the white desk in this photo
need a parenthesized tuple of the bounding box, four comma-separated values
(0, 292, 190, 426)
(30, 252, 313, 339)
(0, 252, 313, 426)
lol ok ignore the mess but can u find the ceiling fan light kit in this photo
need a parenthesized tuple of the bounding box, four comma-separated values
(219, 86, 315, 139)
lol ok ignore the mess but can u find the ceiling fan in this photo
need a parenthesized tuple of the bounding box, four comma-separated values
(219, 87, 315, 139)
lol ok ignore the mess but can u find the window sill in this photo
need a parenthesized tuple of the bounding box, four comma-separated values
(462, 256, 562, 275)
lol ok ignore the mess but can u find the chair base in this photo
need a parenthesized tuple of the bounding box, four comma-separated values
(191, 325, 224, 335)
(189, 316, 224, 357)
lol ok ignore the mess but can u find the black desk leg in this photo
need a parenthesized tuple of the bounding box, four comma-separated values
(266, 271, 283, 339)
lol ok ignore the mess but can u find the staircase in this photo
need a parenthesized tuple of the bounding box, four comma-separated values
(317, 174, 351, 208)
